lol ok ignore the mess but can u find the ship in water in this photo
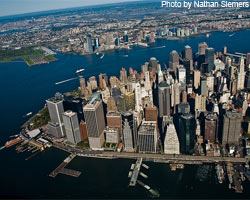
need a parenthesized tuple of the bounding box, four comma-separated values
(75, 69, 85, 74)
(5, 137, 22, 148)
(100, 54, 105, 59)
(23, 112, 32, 117)
(216, 164, 225, 184)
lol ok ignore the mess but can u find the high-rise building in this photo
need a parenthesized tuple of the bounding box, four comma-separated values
(122, 112, 136, 152)
(123, 32, 129, 43)
(205, 48, 215, 73)
(158, 82, 171, 117)
(184, 45, 193, 70)
(246, 53, 250, 67)
(149, 57, 158, 72)
(83, 99, 105, 149)
(138, 121, 158, 153)
(178, 102, 190, 114)
(164, 122, 180, 154)
(204, 112, 218, 143)
(87, 34, 93, 54)
(125, 92, 135, 111)
(145, 105, 158, 122)
(178, 113, 196, 154)
(222, 110, 242, 145)
(169, 50, 179, 69)
(200, 78, 207, 96)
(177, 65, 186, 84)
(107, 112, 122, 136)
(120, 68, 128, 83)
(245, 70, 250, 90)
(46, 96, 65, 138)
(79, 120, 88, 140)
(237, 56, 245, 91)
(135, 82, 142, 112)
(105, 127, 119, 144)
(194, 70, 201, 90)
(198, 42, 208, 55)
(79, 77, 86, 95)
(63, 111, 82, 145)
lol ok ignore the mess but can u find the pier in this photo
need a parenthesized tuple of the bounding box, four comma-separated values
(129, 158, 143, 186)
(49, 153, 81, 178)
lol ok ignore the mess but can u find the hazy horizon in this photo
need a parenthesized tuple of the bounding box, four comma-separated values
(0, 0, 143, 17)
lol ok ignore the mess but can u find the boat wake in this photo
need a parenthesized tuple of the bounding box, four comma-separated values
(55, 77, 78, 85)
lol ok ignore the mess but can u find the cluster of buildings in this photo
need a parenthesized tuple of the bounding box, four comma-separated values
(45, 42, 250, 156)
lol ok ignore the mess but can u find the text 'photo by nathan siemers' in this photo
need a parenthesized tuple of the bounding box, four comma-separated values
(161, 0, 249, 8)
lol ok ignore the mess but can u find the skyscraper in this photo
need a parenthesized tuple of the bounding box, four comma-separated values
(205, 48, 215, 73)
(122, 112, 135, 152)
(177, 65, 186, 84)
(158, 81, 171, 117)
(87, 34, 93, 54)
(178, 113, 196, 154)
(80, 120, 88, 141)
(169, 50, 179, 69)
(63, 111, 82, 145)
(194, 70, 201, 90)
(222, 110, 242, 145)
(149, 57, 158, 72)
(237, 56, 245, 91)
(184, 45, 193, 71)
(138, 121, 158, 153)
(107, 112, 122, 136)
(83, 99, 105, 149)
(204, 112, 218, 143)
(145, 105, 158, 122)
(198, 42, 208, 55)
(46, 96, 66, 138)
(164, 122, 180, 154)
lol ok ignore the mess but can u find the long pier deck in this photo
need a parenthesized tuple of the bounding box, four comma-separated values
(49, 153, 81, 178)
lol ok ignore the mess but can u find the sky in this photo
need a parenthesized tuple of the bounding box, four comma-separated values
(0, 0, 141, 17)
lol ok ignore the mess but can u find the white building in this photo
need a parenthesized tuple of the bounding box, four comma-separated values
(164, 122, 180, 154)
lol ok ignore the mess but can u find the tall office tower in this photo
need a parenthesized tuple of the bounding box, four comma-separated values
(158, 66, 164, 84)
(88, 76, 98, 90)
(222, 110, 242, 145)
(223, 46, 227, 54)
(200, 78, 207, 96)
(117, 95, 126, 113)
(194, 70, 201, 90)
(46, 96, 66, 138)
(145, 105, 158, 122)
(206, 75, 214, 93)
(135, 82, 142, 112)
(177, 65, 186, 84)
(169, 50, 179, 69)
(80, 120, 88, 140)
(79, 77, 86, 94)
(86, 34, 93, 54)
(183, 59, 192, 84)
(246, 53, 250, 67)
(123, 31, 129, 43)
(105, 127, 119, 144)
(150, 32, 155, 43)
(172, 81, 180, 107)
(245, 70, 250, 90)
(198, 42, 208, 55)
(149, 57, 158, 72)
(178, 113, 196, 155)
(125, 92, 135, 111)
(182, 90, 187, 103)
(99, 73, 105, 90)
(145, 71, 151, 91)
(205, 48, 215, 73)
(120, 68, 128, 83)
(115, 37, 120, 46)
(184, 45, 193, 70)
(83, 99, 105, 149)
(62, 111, 82, 145)
(138, 121, 157, 153)
(107, 112, 122, 136)
(237, 56, 245, 91)
(141, 62, 149, 74)
(195, 94, 206, 112)
(122, 112, 135, 152)
(164, 122, 180, 154)
(94, 38, 99, 50)
(110, 76, 119, 88)
(107, 97, 118, 112)
(158, 82, 171, 117)
(178, 102, 190, 114)
(204, 112, 218, 143)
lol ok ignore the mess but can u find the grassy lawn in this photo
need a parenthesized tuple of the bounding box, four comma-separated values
(25, 107, 50, 129)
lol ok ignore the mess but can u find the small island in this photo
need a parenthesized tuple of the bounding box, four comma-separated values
(0, 46, 57, 66)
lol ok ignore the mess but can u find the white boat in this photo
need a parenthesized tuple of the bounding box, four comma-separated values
(75, 69, 85, 74)
(96, 52, 99, 55)
(100, 54, 105, 59)
(24, 112, 32, 117)
(229, 33, 235, 37)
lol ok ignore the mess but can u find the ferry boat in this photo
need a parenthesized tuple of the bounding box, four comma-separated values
(75, 69, 85, 74)
(100, 54, 105, 59)
(5, 137, 22, 147)
(23, 112, 32, 117)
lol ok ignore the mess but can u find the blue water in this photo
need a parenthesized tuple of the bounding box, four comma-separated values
(0, 30, 250, 198)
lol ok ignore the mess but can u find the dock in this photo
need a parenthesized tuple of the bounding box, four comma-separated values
(49, 153, 81, 178)
(129, 158, 143, 186)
